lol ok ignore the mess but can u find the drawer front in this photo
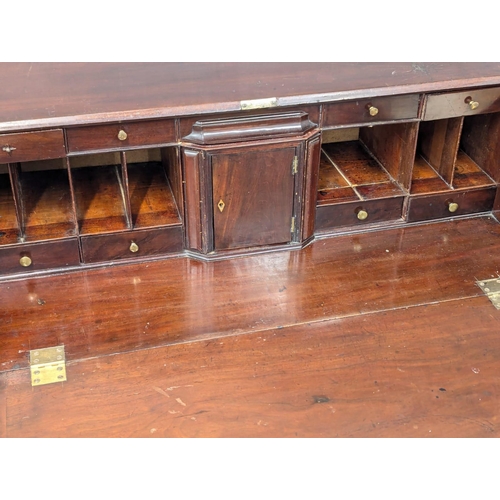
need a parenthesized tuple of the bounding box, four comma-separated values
(0, 238, 80, 275)
(315, 197, 405, 232)
(407, 187, 496, 222)
(66, 119, 177, 153)
(0, 129, 66, 164)
(322, 94, 420, 128)
(423, 87, 500, 121)
(80, 226, 183, 263)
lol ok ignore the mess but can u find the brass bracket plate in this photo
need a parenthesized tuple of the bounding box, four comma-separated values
(476, 278, 500, 310)
(30, 345, 67, 386)
(240, 97, 278, 110)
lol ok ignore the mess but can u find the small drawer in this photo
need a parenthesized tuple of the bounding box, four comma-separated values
(0, 238, 80, 276)
(0, 129, 65, 165)
(423, 87, 500, 121)
(80, 226, 183, 263)
(322, 94, 420, 128)
(66, 119, 177, 153)
(407, 187, 496, 222)
(315, 197, 405, 232)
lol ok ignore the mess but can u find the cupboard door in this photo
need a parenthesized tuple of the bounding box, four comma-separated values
(211, 146, 297, 250)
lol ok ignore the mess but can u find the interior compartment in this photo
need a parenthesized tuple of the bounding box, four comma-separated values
(318, 123, 415, 207)
(8, 159, 76, 242)
(69, 147, 182, 236)
(0, 165, 19, 245)
(411, 115, 497, 194)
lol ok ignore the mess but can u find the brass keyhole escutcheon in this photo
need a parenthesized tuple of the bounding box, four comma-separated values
(448, 202, 459, 213)
(218, 199, 225, 212)
(129, 242, 139, 253)
(357, 209, 368, 221)
(465, 97, 479, 110)
(19, 256, 32, 267)
(117, 130, 128, 141)
(367, 104, 379, 117)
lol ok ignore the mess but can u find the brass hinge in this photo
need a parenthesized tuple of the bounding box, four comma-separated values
(240, 97, 278, 110)
(292, 156, 298, 175)
(30, 345, 67, 386)
(291, 216, 296, 233)
(477, 278, 500, 310)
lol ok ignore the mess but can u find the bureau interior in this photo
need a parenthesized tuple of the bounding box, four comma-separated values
(1, 159, 75, 243)
(411, 113, 499, 194)
(460, 112, 500, 185)
(0, 165, 19, 245)
(69, 147, 181, 236)
(318, 122, 415, 206)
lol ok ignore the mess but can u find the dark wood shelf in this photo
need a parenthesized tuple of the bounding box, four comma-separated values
(20, 168, 76, 242)
(453, 151, 495, 190)
(0, 172, 18, 245)
(411, 117, 496, 195)
(318, 141, 404, 206)
(410, 155, 451, 195)
(128, 162, 181, 229)
(72, 165, 129, 235)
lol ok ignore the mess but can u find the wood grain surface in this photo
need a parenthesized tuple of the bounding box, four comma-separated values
(2, 295, 499, 437)
(1, 216, 500, 368)
(2, 216, 500, 436)
(1, 63, 500, 132)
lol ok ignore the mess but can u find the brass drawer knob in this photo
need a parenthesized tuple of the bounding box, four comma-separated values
(117, 130, 128, 141)
(367, 105, 379, 117)
(19, 256, 32, 267)
(465, 97, 479, 110)
(448, 202, 459, 213)
(357, 209, 369, 220)
(129, 242, 139, 253)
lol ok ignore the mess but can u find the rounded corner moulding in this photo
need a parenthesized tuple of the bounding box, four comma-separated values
(182, 111, 318, 145)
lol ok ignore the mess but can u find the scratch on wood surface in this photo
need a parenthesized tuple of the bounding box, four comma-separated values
(153, 387, 170, 398)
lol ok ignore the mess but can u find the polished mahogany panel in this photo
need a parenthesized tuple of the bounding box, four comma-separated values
(2, 217, 500, 369)
(80, 225, 183, 263)
(3, 295, 500, 438)
(407, 187, 496, 222)
(0, 238, 80, 275)
(0, 130, 65, 164)
(2, 64, 500, 132)
(315, 196, 405, 231)
(183, 112, 316, 145)
(322, 94, 420, 128)
(212, 145, 296, 250)
(66, 119, 176, 153)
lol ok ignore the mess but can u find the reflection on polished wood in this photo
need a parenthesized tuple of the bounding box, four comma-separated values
(2, 217, 500, 437)
(2, 295, 499, 438)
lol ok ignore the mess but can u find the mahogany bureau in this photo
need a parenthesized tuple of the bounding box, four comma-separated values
(0, 63, 499, 279)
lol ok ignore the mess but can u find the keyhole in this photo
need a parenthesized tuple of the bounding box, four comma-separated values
(218, 199, 225, 212)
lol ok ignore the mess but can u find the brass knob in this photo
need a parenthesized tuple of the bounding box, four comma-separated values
(357, 209, 368, 221)
(117, 130, 128, 141)
(129, 242, 139, 253)
(367, 105, 379, 117)
(448, 202, 459, 213)
(19, 256, 32, 267)
(465, 97, 479, 110)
